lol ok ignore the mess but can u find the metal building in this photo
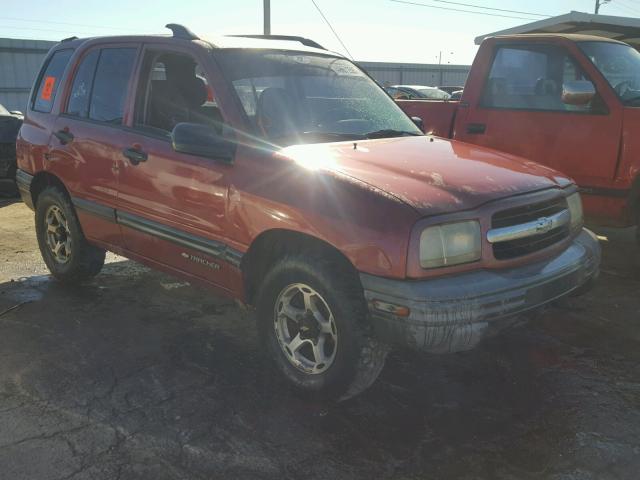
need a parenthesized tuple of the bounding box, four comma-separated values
(358, 61, 470, 88)
(0, 37, 55, 112)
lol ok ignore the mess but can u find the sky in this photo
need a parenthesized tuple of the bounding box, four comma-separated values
(1, 0, 639, 64)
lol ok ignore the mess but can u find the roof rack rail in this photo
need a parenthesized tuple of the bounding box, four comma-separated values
(61, 36, 78, 43)
(227, 35, 326, 50)
(165, 23, 199, 40)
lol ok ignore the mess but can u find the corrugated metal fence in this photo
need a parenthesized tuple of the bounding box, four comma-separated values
(0, 38, 55, 112)
(358, 61, 470, 88)
(0, 37, 472, 112)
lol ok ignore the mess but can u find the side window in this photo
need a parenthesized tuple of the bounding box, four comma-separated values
(89, 48, 137, 124)
(134, 50, 225, 137)
(482, 45, 593, 112)
(32, 49, 74, 113)
(66, 50, 99, 118)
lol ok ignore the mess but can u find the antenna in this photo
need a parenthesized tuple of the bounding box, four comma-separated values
(165, 24, 199, 40)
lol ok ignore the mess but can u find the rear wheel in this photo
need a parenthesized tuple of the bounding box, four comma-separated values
(35, 186, 105, 283)
(257, 253, 388, 401)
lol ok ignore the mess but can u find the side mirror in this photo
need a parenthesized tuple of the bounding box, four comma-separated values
(562, 80, 596, 106)
(411, 116, 424, 132)
(171, 122, 235, 162)
(9, 110, 22, 116)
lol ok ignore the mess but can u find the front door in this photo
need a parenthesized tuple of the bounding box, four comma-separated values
(456, 43, 623, 189)
(116, 45, 238, 290)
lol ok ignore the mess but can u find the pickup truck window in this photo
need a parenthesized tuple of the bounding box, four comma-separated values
(482, 45, 591, 113)
(215, 51, 421, 145)
(32, 49, 74, 113)
(579, 41, 640, 106)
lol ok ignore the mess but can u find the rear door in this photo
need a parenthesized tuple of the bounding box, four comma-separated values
(49, 44, 139, 249)
(456, 42, 623, 187)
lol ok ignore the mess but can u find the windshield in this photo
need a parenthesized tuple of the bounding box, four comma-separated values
(579, 41, 640, 106)
(0, 104, 9, 115)
(215, 50, 422, 146)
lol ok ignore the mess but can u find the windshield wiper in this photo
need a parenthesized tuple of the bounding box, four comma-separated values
(364, 129, 422, 139)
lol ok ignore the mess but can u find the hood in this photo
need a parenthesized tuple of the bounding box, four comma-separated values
(278, 136, 573, 216)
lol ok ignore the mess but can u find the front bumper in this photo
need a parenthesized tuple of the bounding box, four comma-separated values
(360, 229, 601, 354)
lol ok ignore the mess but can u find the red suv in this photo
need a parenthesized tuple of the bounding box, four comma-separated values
(16, 25, 600, 399)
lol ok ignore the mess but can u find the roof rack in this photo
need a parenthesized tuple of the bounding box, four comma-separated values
(166, 23, 199, 40)
(61, 36, 78, 43)
(227, 35, 326, 50)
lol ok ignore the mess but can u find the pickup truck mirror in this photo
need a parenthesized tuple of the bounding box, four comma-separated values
(411, 116, 424, 132)
(171, 122, 236, 162)
(562, 80, 596, 106)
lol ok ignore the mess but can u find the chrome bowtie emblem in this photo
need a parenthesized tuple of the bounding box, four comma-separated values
(535, 217, 554, 233)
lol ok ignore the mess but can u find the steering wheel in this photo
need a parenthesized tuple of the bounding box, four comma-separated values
(615, 81, 633, 97)
(317, 107, 362, 126)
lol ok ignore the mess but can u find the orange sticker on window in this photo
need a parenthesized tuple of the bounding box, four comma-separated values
(41, 76, 56, 101)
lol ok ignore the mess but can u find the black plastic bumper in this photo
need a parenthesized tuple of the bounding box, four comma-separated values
(360, 229, 601, 354)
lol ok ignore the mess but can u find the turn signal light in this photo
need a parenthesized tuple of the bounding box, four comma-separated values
(371, 299, 410, 317)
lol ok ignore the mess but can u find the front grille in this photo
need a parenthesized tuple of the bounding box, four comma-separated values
(491, 196, 570, 260)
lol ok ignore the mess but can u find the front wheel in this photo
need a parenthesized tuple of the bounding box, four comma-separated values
(35, 186, 105, 283)
(257, 253, 388, 401)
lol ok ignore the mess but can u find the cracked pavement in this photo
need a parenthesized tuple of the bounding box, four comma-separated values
(0, 198, 639, 479)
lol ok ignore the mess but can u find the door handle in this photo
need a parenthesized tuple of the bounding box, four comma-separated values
(54, 128, 74, 145)
(466, 123, 486, 135)
(122, 147, 148, 166)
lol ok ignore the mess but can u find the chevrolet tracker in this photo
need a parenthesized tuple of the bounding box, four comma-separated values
(16, 25, 600, 399)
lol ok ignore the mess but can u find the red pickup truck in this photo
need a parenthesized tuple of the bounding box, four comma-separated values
(398, 34, 640, 242)
(16, 26, 599, 399)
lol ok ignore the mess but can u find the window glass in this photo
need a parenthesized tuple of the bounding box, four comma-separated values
(579, 41, 640, 106)
(134, 50, 224, 137)
(216, 51, 421, 145)
(89, 48, 137, 124)
(66, 50, 99, 118)
(33, 49, 73, 113)
(482, 45, 593, 112)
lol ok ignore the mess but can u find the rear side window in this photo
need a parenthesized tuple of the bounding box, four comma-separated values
(89, 48, 137, 124)
(66, 50, 100, 118)
(32, 49, 73, 113)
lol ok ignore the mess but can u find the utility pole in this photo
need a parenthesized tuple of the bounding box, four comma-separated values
(437, 51, 453, 86)
(264, 0, 271, 35)
(595, 0, 610, 14)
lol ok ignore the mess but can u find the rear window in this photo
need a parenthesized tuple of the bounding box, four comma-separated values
(32, 49, 74, 113)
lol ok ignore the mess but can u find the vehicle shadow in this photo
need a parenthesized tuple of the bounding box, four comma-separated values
(0, 255, 637, 479)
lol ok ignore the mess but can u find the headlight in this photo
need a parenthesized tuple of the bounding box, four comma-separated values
(419, 220, 481, 268)
(567, 192, 583, 230)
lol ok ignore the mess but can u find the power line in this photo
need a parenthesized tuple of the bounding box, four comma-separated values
(310, 0, 354, 59)
(0, 16, 144, 32)
(615, 0, 640, 15)
(418, 0, 548, 17)
(389, 0, 547, 21)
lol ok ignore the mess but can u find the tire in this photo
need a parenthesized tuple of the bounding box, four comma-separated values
(35, 186, 105, 283)
(256, 253, 388, 401)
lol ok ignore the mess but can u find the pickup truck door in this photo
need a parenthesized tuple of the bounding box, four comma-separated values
(115, 45, 241, 293)
(455, 42, 623, 189)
